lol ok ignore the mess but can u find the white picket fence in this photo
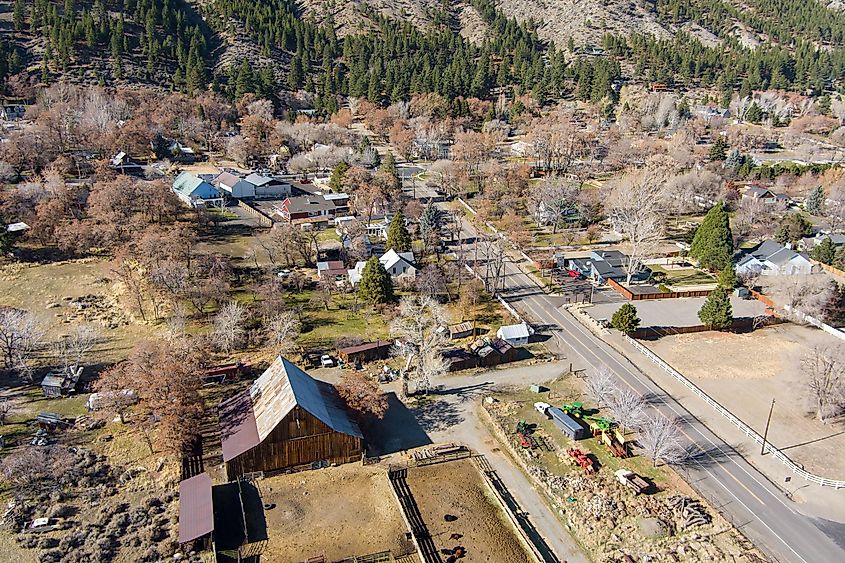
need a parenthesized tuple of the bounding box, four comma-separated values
(624, 335, 845, 489)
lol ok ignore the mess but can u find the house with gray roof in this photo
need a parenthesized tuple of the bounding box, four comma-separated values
(568, 250, 649, 284)
(735, 240, 813, 276)
(800, 233, 845, 252)
(212, 171, 255, 199)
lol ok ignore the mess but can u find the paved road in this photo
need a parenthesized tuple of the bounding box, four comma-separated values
(459, 222, 845, 563)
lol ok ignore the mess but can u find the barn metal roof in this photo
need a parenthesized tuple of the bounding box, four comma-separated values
(219, 356, 362, 462)
(178, 473, 214, 543)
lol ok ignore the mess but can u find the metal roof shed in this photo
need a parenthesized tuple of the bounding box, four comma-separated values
(178, 473, 214, 544)
(548, 407, 587, 440)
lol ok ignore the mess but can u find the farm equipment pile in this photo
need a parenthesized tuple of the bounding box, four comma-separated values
(515, 420, 552, 451)
(567, 448, 595, 475)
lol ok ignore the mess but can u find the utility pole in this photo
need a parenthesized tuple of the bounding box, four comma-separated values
(761, 398, 776, 455)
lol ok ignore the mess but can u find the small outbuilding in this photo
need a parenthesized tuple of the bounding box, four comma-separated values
(218, 355, 363, 479)
(447, 322, 475, 340)
(40, 366, 83, 398)
(337, 340, 393, 364)
(496, 322, 534, 346)
(178, 472, 268, 560)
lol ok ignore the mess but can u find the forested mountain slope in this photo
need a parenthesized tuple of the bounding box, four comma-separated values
(0, 0, 844, 104)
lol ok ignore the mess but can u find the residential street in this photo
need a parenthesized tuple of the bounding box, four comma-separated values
(436, 194, 845, 563)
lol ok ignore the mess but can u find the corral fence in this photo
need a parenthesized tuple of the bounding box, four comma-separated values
(607, 278, 712, 300)
(624, 334, 845, 488)
(237, 200, 274, 227)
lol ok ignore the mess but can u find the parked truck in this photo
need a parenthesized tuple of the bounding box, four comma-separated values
(615, 469, 649, 495)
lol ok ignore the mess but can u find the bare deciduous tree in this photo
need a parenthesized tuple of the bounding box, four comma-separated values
(584, 365, 617, 407)
(55, 324, 99, 370)
(608, 388, 647, 432)
(0, 308, 46, 381)
(606, 167, 668, 284)
(528, 176, 581, 233)
(267, 310, 301, 353)
(802, 346, 845, 423)
(390, 296, 449, 393)
(764, 274, 835, 321)
(638, 414, 686, 467)
(213, 302, 248, 353)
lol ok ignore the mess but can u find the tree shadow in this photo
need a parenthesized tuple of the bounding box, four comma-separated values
(410, 398, 464, 433)
(673, 443, 745, 469)
(432, 381, 494, 403)
(364, 392, 433, 456)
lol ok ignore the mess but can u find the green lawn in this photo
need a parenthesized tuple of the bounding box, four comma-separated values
(650, 265, 716, 287)
(288, 290, 389, 351)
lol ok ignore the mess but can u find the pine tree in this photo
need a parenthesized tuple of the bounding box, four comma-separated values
(811, 237, 837, 265)
(329, 161, 350, 192)
(717, 265, 736, 289)
(419, 200, 442, 243)
(690, 202, 734, 271)
(386, 211, 411, 253)
(745, 102, 764, 124)
(805, 186, 825, 215)
(698, 290, 733, 330)
(380, 151, 399, 182)
(358, 256, 393, 304)
(611, 303, 640, 334)
(13, 0, 25, 31)
(725, 149, 745, 168)
(709, 136, 728, 161)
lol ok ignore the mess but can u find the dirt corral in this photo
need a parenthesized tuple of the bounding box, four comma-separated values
(260, 463, 413, 562)
(405, 458, 532, 563)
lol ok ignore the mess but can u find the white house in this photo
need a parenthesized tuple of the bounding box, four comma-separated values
(348, 249, 417, 285)
(171, 172, 224, 208)
(380, 249, 416, 279)
(496, 322, 534, 346)
(735, 240, 814, 276)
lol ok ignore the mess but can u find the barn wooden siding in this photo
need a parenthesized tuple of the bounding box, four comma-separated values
(225, 406, 362, 479)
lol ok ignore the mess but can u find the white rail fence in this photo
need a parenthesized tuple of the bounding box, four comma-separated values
(624, 335, 845, 489)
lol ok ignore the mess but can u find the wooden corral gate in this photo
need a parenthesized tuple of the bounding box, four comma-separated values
(181, 436, 204, 480)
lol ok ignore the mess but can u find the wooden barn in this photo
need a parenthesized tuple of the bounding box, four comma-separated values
(219, 356, 363, 480)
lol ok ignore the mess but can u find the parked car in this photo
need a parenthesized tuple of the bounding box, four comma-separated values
(276, 269, 292, 278)
(320, 354, 334, 368)
(567, 270, 582, 279)
(26, 517, 60, 532)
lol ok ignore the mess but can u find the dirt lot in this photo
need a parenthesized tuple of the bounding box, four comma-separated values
(646, 324, 845, 478)
(0, 258, 157, 364)
(405, 458, 531, 563)
(260, 463, 413, 562)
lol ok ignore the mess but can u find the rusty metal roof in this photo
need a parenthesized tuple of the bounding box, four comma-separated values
(219, 356, 362, 463)
(178, 473, 214, 543)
